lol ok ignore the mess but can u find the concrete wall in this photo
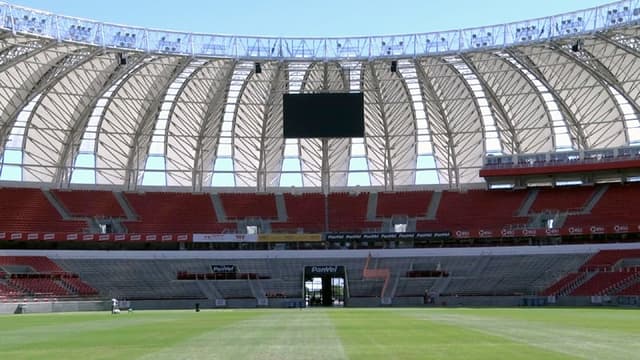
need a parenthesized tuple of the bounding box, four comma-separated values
(346, 297, 381, 307)
(0, 300, 108, 314)
(392, 296, 425, 306)
(2, 241, 640, 261)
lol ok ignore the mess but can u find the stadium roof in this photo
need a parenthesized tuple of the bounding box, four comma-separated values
(0, 1, 639, 191)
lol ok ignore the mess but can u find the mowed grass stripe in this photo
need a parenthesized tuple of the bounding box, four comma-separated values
(405, 308, 640, 360)
(0, 310, 258, 360)
(0, 308, 638, 359)
(329, 309, 575, 360)
(139, 309, 347, 360)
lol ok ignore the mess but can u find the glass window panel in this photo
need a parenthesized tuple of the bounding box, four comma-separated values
(284, 144, 299, 157)
(347, 171, 371, 187)
(74, 153, 95, 168)
(628, 128, 640, 143)
(6, 134, 23, 148)
(79, 140, 95, 152)
(213, 157, 233, 171)
(417, 142, 432, 155)
(70, 169, 95, 184)
(145, 156, 165, 171)
(0, 164, 21, 181)
(142, 171, 166, 186)
(415, 170, 439, 185)
(279, 173, 303, 187)
(348, 157, 369, 171)
(556, 134, 573, 149)
(218, 144, 233, 156)
(212, 172, 235, 187)
(2, 149, 22, 164)
(281, 158, 302, 172)
(149, 142, 164, 155)
(486, 138, 502, 152)
(417, 155, 436, 169)
(351, 143, 366, 156)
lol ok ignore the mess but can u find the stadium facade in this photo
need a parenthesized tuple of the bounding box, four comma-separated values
(0, 1, 640, 191)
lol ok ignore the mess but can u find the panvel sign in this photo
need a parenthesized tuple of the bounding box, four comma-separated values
(304, 265, 345, 277)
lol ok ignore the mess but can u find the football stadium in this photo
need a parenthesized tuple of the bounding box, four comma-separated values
(1, 0, 640, 358)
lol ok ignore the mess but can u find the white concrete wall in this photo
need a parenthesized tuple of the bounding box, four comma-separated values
(1, 242, 640, 260)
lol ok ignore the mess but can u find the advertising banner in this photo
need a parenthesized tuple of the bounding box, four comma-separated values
(325, 232, 451, 241)
(258, 233, 322, 242)
(211, 265, 237, 273)
(192, 233, 258, 243)
(304, 265, 345, 277)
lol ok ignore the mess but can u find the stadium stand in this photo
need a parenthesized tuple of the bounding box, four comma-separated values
(219, 193, 278, 219)
(0, 256, 65, 273)
(0, 283, 24, 298)
(3, 184, 640, 242)
(617, 282, 640, 296)
(9, 278, 70, 297)
(569, 270, 640, 296)
(541, 249, 640, 296)
(579, 249, 640, 271)
(0, 256, 98, 299)
(327, 192, 380, 232)
(540, 272, 583, 296)
(123, 192, 232, 233)
(0, 188, 86, 232)
(565, 184, 640, 226)
(415, 189, 527, 231)
(63, 277, 99, 296)
(529, 187, 595, 213)
(271, 193, 326, 233)
(376, 191, 433, 218)
(52, 190, 125, 218)
(49, 252, 596, 305)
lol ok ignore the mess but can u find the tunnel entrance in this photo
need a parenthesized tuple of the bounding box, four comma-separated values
(303, 265, 345, 307)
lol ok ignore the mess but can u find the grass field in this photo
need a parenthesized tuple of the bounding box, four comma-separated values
(0, 307, 638, 359)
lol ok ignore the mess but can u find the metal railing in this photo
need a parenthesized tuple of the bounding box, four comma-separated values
(0, 1, 639, 60)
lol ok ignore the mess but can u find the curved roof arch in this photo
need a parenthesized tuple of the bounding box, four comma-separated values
(0, 2, 640, 191)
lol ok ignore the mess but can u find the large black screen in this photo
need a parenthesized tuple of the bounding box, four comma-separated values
(283, 92, 364, 138)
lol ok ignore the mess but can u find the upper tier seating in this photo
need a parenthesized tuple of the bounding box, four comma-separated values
(565, 184, 640, 226)
(376, 191, 433, 218)
(123, 192, 232, 233)
(416, 189, 527, 231)
(272, 193, 325, 232)
(2, 183, 640, 237)
(53, 189, 125, 218)
(219, 193, 278, 219)
(327, 192, 380, 232)
(0, 188, 85, 232)
(530, 187, 595, 213)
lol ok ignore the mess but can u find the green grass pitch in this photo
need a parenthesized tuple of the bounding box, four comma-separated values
(0, 307, 638, 359)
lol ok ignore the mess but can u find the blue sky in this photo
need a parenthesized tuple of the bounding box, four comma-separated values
(11, 0, 612, 37)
